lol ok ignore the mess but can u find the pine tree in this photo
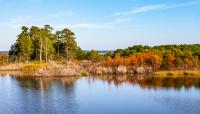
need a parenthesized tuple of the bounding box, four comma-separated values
(16, 26, 33, 62)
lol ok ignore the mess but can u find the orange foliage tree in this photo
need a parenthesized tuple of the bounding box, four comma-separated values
(114, 53, 123, 66)
(167, 53, 175, 70)
(150, 54, 163, 71)
(129, 54, 138, 65)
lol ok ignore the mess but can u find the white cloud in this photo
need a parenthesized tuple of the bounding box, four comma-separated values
(1, 14, 128, 30)
(163, 1, 199, 9)
(53, 23, 112, 29)
(114, 4, 166, 16)
(113, 18, 132, 24)
(9, 11, 73, 24)
(51, 17, 132, 29)
(69, 23, 112, 29)
(113, 1, 199, 17)
(0, 10, 132, 30)
(0, 11, 75, 29)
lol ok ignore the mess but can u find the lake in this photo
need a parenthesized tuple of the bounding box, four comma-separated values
(0, 75, 200, 114)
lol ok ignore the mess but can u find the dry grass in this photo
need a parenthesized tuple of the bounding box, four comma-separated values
(0, 62, 48, 76)
(0, 62, 47, 71)
(0, 61, 87, 77)
(0, 63, 23, 71)
(34, 62, 85, 77)
(154, 70, 200, 77)
(22, 63, 47, 70)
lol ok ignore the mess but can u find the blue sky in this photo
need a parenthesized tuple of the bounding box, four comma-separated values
(0, 0, 200, 51)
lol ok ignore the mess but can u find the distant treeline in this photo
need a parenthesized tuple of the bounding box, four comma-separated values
(0, 51, 8, 54)
(104, 44, 200, 71)
(0, 53, 8, 65)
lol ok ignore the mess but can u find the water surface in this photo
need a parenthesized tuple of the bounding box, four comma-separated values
(0, 75, 200, 114)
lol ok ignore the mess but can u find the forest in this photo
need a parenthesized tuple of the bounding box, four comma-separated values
(6, 25, 200, 72)
(105, 44, 200, 71)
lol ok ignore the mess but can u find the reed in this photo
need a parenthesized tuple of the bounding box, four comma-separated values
(0, 62, 48, 76)
(154, 70, 200, 76)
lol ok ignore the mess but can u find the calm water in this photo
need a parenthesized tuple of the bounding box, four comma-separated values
(0, 75, 200, 114)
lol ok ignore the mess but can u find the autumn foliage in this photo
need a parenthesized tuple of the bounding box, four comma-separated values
(103, 44, 200, 71)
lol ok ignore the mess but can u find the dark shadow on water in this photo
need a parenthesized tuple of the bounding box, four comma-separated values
(3, 75, 200, 91)
(13, 76, 80, 91)
(88, 75, 200, 90)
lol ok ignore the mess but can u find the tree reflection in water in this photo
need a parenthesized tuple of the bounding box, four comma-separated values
(7, 75, 200, 91)
(1, 75, 200, 114)
(13, 76, 80, 91)
(90, 75, 200, 90)
(7, 76, 80, 113)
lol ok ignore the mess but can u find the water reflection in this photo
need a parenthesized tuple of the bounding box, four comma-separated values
(0, 76, 80, 114)
(7, 75, 200, 91)
(1, 75, 200, 114)
(90, 75, 200, 90)
(14, 76, 80, 91)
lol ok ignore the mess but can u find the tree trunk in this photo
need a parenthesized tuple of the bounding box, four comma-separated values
(58, 43, 60, 55)
(26, 54, 29, 63)
(51, 54, 53, 61)
(18, 54, 20, 63)
(66, 47, 69, 61)
(39, 40, 43, 62)
(45, 43, 48, 62)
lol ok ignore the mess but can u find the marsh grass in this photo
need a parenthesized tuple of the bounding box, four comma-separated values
(21, 63, 47, 74)
(154, 70, 200, 77)
(0, 62, 48, 76)
(22, 63, 47, 71)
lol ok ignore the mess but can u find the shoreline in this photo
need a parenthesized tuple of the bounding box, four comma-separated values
(0, 62, 200, 77)
(154, 70, 200, 77)
(0, 62, 153, 76)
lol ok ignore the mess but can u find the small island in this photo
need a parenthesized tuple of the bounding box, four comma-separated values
(1, 0, 200, 113)
(0, 25, 199, 77)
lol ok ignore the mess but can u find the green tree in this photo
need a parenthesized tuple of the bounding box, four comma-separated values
(43, 25, 55, 62)
(16, 26, 33, 62)
(55, 31, 63, 56)
(76, 47, 87, 60)
(62, 28, 78, 60)
(30, 26, 43, 62)
(87, 50, 103, 61)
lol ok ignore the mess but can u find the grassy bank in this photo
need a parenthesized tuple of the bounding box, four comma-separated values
(0, 62, 47, 76)
(154, 70, 200, 77)
(0, 61, 153, 76)
(0, 62, 47, 71)
(1, 62, 200, 77)
(0, 62, 87, 77)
